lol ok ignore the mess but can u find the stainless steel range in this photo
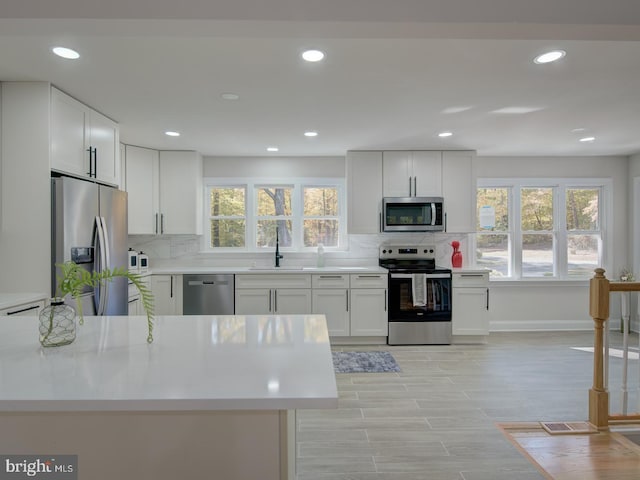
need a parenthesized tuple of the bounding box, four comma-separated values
(379, 245, 452, 345)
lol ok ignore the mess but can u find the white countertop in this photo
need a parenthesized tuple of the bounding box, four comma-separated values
(0, 292, 48, 310)
(0, 314, 338, 413)
(151, 265, 389, 275)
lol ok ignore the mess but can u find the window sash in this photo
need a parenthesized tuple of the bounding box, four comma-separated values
(476, 179, 609, 280)
(205, 178, 345, 252)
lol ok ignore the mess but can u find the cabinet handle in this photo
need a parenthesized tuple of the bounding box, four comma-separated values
(155, 213, 159, 235)
(384, 290, 387, 312)
(346, 290, 349, 312)
(94, 147, 98, 178)
(268, 290, 272, 312)
(461, 274, 484, 278)
(7, 305, 40, 315)
(486, 288, 490, 310)
(319, 275, 342, 279)
(170, 276, 173, 298)
(358, 275, 382, 278)
(161, 214, 165, 234)
(413, 176, 417, 197)
(274, 290, 278, 313)
(444, 212, 447, 232)
(409, 176, 412, 196)
(86, 147, 93, 177)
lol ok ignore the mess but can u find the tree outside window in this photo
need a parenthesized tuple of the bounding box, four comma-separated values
(303, 186, 339, 247)
(256, 186, 293, 248)
(209, 186, 246, 248)
(476, 187, 510, 277)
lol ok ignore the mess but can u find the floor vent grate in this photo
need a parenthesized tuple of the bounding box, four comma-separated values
(540, 421, 597, 435)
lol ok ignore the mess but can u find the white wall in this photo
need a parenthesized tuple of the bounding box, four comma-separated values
(629, 153, 640, 331)
(203, 156, 345, 178)
(477, 155, 630, 331)
(0, 82, 51, 294)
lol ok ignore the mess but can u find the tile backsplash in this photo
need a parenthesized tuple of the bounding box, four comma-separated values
(127, 233, 472, 268)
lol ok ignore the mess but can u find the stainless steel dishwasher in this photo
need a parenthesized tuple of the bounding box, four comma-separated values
(183, 274, 235, 315)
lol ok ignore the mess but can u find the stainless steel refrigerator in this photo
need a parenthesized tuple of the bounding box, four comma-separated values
(51, 176, 128, 315)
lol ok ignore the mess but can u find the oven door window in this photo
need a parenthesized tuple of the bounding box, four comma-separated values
(389, 275, 451, 321)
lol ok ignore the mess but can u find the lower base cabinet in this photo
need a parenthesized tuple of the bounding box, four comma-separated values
(452, 271, 489, 340)
(311, 274, 388, 338)
(151, 274, 183, 315)
(235, 275, 312, 315)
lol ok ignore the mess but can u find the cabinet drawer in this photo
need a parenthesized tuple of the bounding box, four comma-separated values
(235, 274, 311, 289)
(0, 300, 45, 316)
(350, 273, 387, 289)
(452, 272, 488, 287)
(312, 274, 349, 289)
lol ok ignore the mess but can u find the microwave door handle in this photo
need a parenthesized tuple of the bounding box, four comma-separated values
(431, 203, 436, 226)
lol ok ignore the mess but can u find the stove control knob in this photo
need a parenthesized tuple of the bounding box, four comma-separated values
(429, 249, 434, 253)
(382, 249, 387, 254)
(388, 249, 393, 254)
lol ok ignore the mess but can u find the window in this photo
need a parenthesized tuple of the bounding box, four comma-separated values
(208, 186, 246, 248)
(476, 179, 608, 280)
(205, 178, 345, 251)
(303, 186, 340, 247)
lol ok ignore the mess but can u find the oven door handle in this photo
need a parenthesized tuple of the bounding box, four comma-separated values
(390, 273, 451, 279)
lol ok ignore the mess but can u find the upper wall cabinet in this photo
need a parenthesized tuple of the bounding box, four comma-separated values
(347, 151, 383, 234)
(125, 146, 203, 235)
(347, 150, 476, 234)
(50, 87, 120, 186)
(382, 151, 442, 197)
(442, 151, 475, 233)
(125, 145, 159, 235)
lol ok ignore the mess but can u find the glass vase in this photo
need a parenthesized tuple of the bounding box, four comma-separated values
(39, 298, 76, 347)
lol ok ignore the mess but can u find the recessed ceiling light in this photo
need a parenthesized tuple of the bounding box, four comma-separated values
(534, 50, 566, 64)
(438, 131, 453, 138)
(165, 131, 180, 137)
(304, 131, 318, 137)
(221, 93, 239, 100)
(579, 136, 595, 142)
(442, 106, 472, 114)
(52, 46, 80, 60)
(302, 50, 325, 62)
(267, 147, 279, 152)
(571, 128, 586, 133)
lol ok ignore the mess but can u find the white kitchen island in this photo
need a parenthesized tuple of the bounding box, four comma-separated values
(0, 314, 338, 480)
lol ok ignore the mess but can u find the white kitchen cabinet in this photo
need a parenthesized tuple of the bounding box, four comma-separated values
(51, 87, 119, 186)
(159, 151, 203, 235)
(125, 145, 159, 235)
(128, 274, 151, 316)
(235, 274, 311, 315)
(124, 147, 203, 235)
(0, 299, 45, 316)
(347, 151, 383, 234)
(349, 274, 388, 337)
(311, 274, 350, 337)
(383, 151, 442, 197)
(452, 271, 489, 342)
(151, 274, 183, 315)
(442, 151, 476, 232)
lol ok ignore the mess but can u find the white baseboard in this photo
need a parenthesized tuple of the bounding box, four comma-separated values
(490, 319, 603, 332)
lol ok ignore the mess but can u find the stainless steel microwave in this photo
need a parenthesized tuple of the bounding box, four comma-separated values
(382, 196, 444, 232)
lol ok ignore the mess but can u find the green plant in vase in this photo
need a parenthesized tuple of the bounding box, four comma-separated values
(43, 261, 155, 345)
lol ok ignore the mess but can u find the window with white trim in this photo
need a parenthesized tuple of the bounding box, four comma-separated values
(476, 179, 608, 280)
(204, 178, 345, 251)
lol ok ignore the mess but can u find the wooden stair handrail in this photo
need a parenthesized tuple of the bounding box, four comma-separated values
(589, 268, 640, 430)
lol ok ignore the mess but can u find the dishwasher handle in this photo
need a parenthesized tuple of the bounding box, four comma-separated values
(188, 280, 230, 286)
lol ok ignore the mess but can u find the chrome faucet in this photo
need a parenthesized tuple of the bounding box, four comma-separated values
(275, 228, 283, 267)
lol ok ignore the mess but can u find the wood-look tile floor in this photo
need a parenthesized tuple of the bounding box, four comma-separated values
(296, 331, 640, 480)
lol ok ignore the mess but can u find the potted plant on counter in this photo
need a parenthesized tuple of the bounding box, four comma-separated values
(40, 261, 154, 347)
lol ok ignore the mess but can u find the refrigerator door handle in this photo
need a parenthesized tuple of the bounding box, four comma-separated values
(95, 216, 110, 315)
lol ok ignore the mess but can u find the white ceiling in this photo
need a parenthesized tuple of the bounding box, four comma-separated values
(1, 0, 640, 157)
